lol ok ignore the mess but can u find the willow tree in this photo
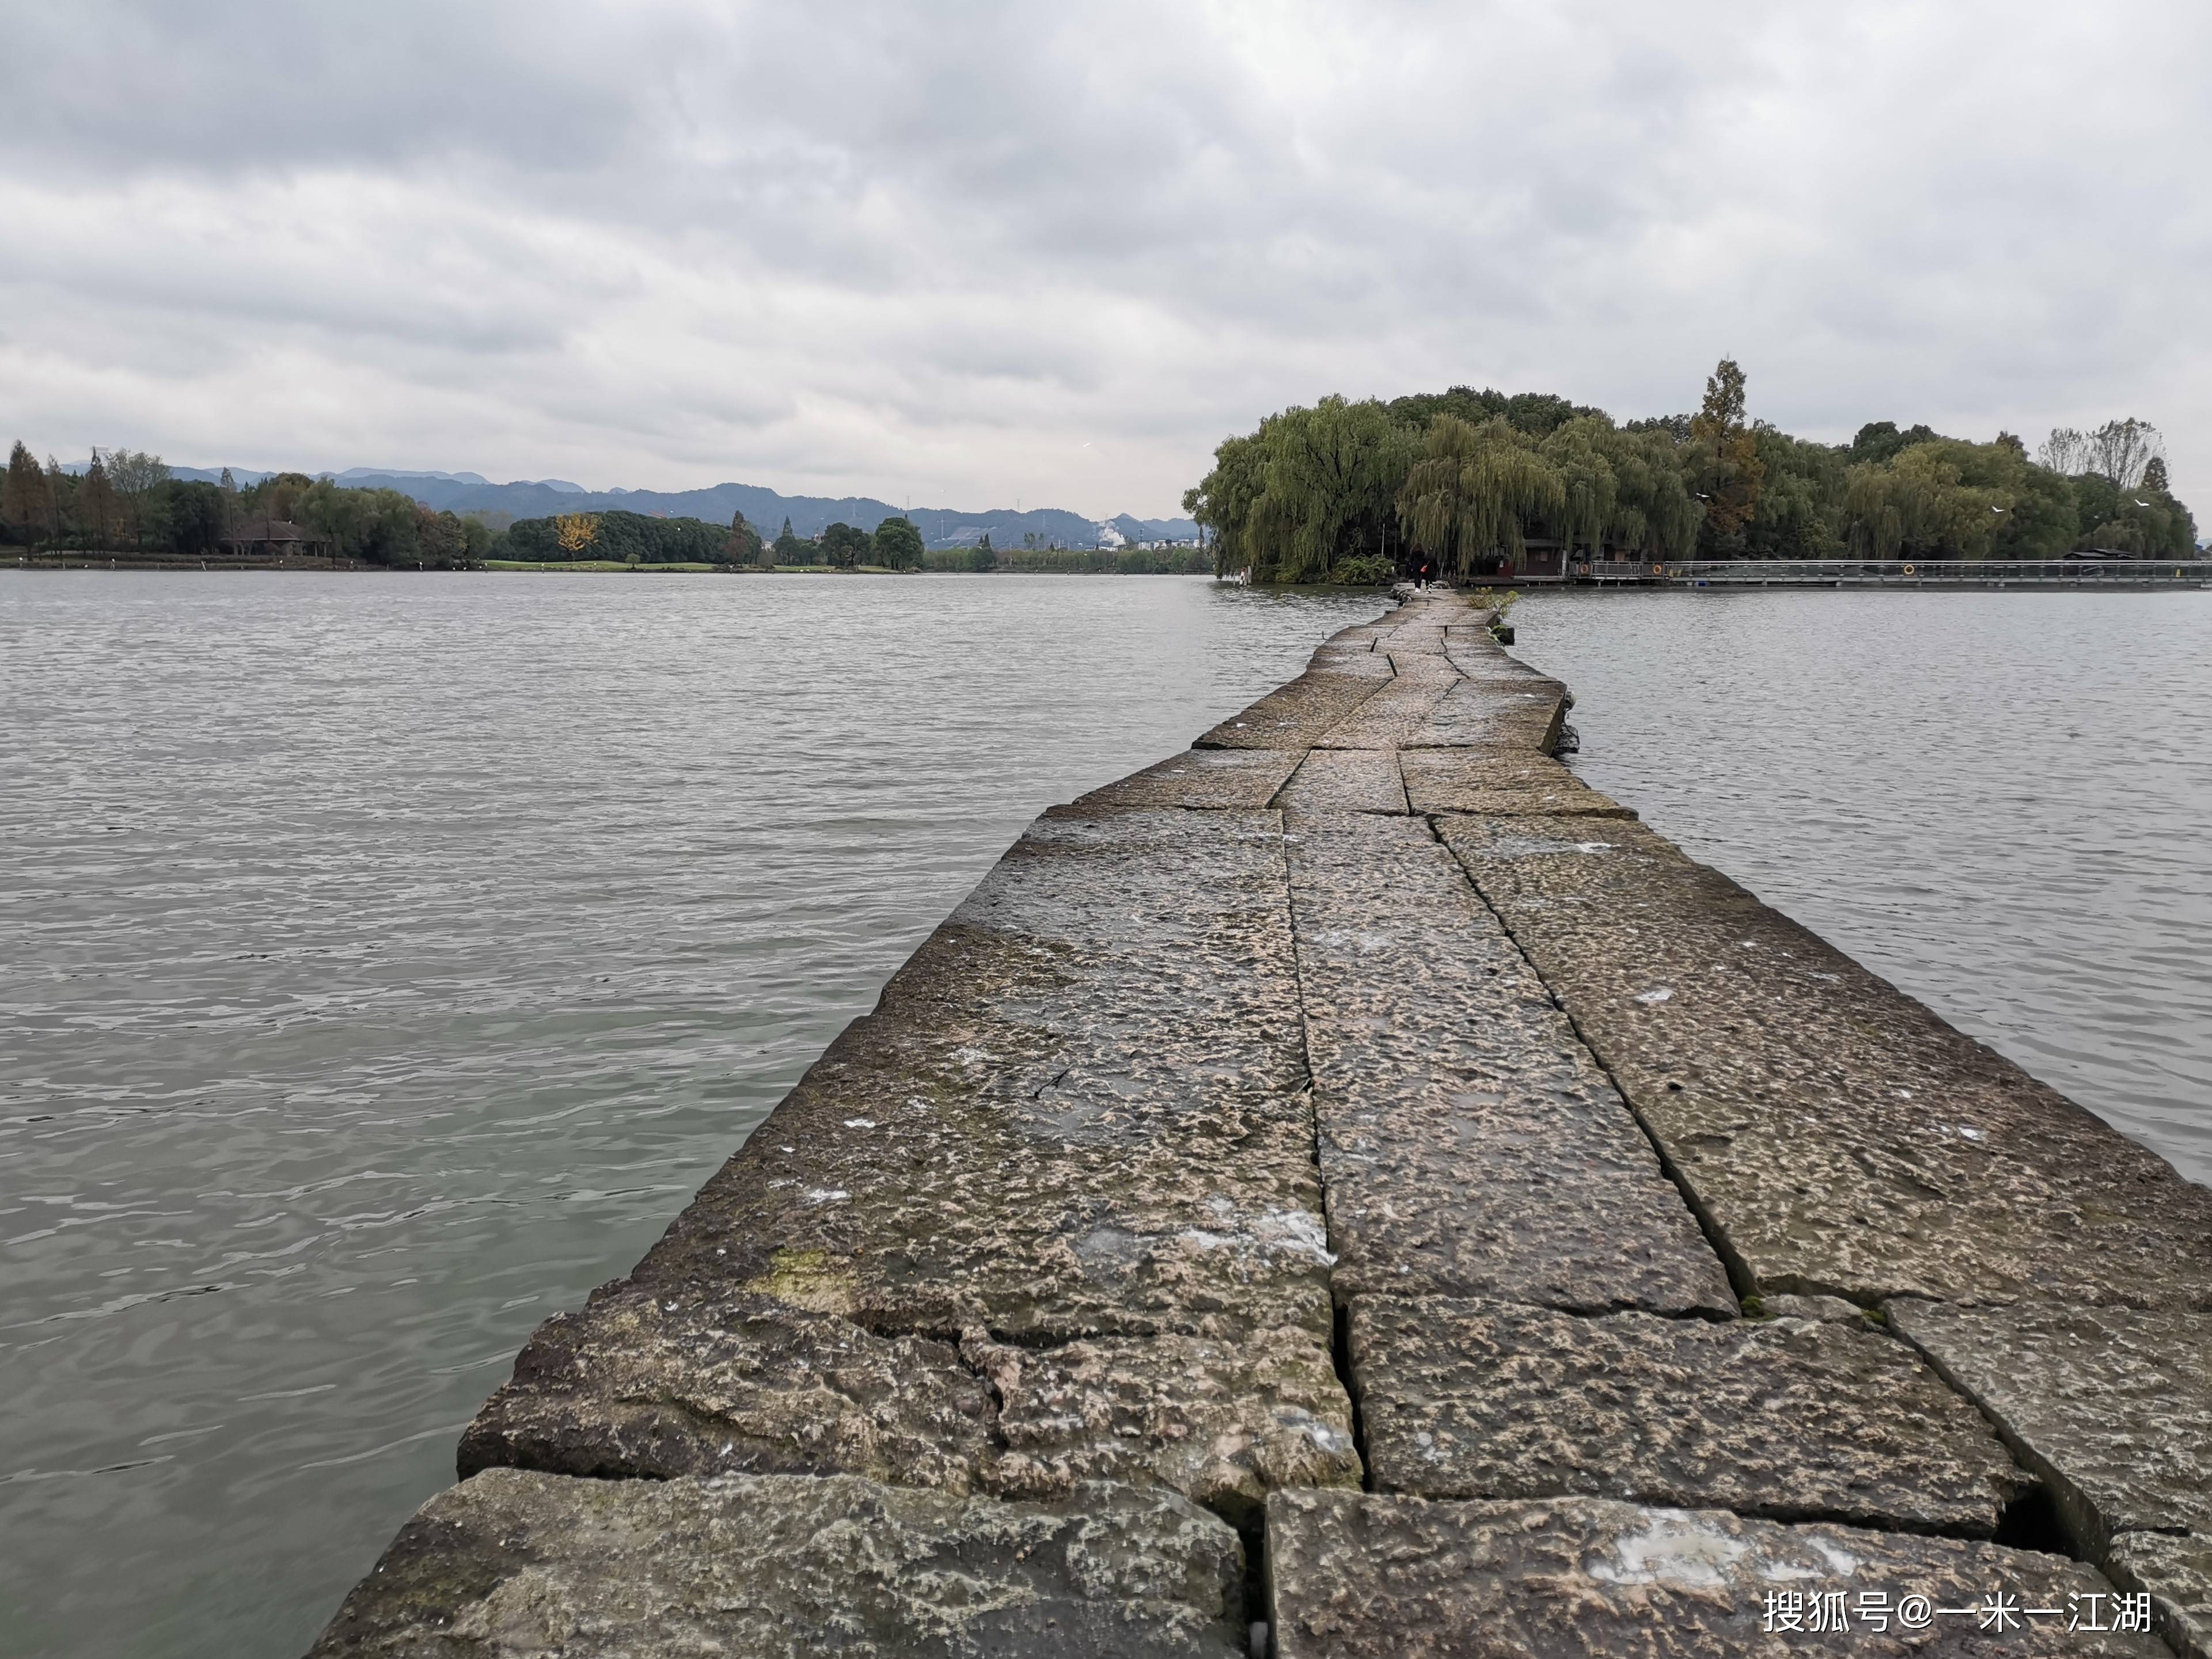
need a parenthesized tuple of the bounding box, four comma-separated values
(1534, 419, 1619, 556)
(1184, 422, 1274, 577)
(1843, 446, 2005, 560)
(1595, 424, 1703, 559)
(1531, 417, 1699, 560)
(1397, 415, 1565, 577)
(1245, 396, 1413, 582)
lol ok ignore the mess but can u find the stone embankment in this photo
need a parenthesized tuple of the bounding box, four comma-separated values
(307, 592, 2212, 1658)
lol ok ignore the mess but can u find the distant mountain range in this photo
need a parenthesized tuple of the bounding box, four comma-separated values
(157, 465, 1197, 548)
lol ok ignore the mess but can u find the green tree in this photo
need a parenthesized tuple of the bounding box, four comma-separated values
(154, 480, 226, 557)
(105, 450, 171, 548)
(1398, 415, 1564, 578)
(43, 455, 72, 545)
(819, 521, 872, 567)
(725, 510, 765, 565)
(1843, 444, 2008, 560)
(1530, 419, 1703, 561)
(771, 517, 804, 562)
(1689, 359, 1765, 548)
(79, 453, 117, 547)
(872, 514, 924, 570)
(1849, 421, 1946, 466)
(1184, 423, 1273, 576)
(2071, 470, 2195, 557)
(504, 508, 724, 565)
(1187, 379, 2200, 578)
(1735, 427, 1841, 558)
(1248, 396, 1414, 582)
(2, 441, 45, 544)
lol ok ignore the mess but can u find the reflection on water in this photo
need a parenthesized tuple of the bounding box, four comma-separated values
(1514, 585, 2211, 1190)
(0, 572, 1383, 1659)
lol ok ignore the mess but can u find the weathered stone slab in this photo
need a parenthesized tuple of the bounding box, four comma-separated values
(1400, 748, 1634, 817)
(1312, 677, 1452, 748)
(1400, 678, 1565, 750)
(1306, 651, 1395, 681)
(461, 1295, 1360, 1531)
(1285, 810, 1733, 1316)
(620, 808, 1334, 1344)
(1265, 1490, 2168, 1658)
(1444, 647, 1549, 679)
(1193, 671, 1384, 749)
(1757, 1293, 1871, 1323)
(966, 1325, 1361, 1529)
(1273, 748, 1407, 813)
(1888, 1300, 2212, 1547)
(1393, 679, 1518, 747)
(1439, 811, 2212, 1311)
(1313, 641, 1391, 664)
(1379, 624, 1448, 657)
(309, 1469, 1247, 1658)
(458, 1288, 992, 1487)
(1381, 652, 1460, 686)
(1350, 1295, 2021, 1533)
(2109, 1531, 2212, 1659)
(1076, 747, 1302, 810)
(1318, 624, 1389, 650)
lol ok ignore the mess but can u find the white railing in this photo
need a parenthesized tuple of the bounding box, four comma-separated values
(1562, 559, 2212, 586)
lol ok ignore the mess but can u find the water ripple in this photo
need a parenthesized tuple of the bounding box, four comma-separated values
(0, 571, 1380, 1659)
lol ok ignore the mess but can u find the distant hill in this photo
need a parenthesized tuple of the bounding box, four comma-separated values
(333, 468, 495, 487)
(167, 466, 276, 486)
(332, 473, 1192, 551)
(89, 460, 1199, 551)
(1111, 513, 1201, 544)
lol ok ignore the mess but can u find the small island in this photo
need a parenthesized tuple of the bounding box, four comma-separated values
(1185, 361, 2199, 583)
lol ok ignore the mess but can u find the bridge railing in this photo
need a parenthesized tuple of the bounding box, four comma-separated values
(1564, 559, 2212, 585)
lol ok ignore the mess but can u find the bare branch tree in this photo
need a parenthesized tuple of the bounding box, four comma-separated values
(2039, 419, 2162, 487)
(2036, 427, 2090, 475)
(2084, 418, 2162, 489)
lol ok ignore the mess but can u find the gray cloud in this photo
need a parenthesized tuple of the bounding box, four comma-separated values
(2, 0, 2206, 517)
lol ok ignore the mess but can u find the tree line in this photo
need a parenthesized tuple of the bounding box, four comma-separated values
(1, 446, 496, 565)
(503, 510, 1208, 572)
(1183, 363, 2200, 583)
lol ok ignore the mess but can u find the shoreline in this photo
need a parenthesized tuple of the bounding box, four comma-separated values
(0, 557, 1223, 577)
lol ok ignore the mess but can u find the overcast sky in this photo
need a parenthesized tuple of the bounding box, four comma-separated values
(2, 1, 2206, 518)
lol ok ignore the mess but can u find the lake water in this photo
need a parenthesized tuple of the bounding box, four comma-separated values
(0, 573, 1384, 1659)
(3, 573, 2205, 1658)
